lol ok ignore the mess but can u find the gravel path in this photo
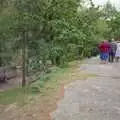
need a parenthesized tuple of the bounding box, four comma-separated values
(51, 57, 120, 120)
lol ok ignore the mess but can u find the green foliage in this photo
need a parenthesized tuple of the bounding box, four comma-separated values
(30, 66, 62, 93)
(49, 46, 66, 66)
(102, 0, 117, 20)
(0, 0, 118, 80)
(108, 13, 120, 40)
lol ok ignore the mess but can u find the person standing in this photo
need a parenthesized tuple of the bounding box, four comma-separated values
(115, 42, 120, 62)
(108, 39, 117, 63)
(98, 40, 111, 64)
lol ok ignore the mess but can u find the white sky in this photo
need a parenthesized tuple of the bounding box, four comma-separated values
(92, 0, 120, 10)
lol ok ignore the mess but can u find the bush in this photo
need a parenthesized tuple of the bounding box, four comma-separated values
(49, 46, 67, 66)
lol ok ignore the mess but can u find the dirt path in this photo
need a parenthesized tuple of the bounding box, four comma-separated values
(51, 57, 120, 120)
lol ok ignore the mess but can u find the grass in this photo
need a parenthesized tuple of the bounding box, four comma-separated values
(0, 60, 93, 105)
(0, 87, 32, 105)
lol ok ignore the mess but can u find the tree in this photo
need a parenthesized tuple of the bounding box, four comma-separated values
(102, 0, 117, 20)
(0, 0, 115, 87)
(109, 13, 120, 40)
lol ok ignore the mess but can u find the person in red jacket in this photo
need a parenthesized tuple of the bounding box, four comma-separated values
(98, 40, 111, 64)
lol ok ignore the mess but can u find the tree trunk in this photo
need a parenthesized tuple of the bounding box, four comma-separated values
(26, 38, 29, 77)
(22, 32, 27, 87)
(0, 57, 3, 67)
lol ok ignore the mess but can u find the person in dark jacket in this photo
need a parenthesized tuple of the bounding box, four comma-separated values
(108, 39, 117, 63)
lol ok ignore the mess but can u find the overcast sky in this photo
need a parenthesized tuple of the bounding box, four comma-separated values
(92, 0, 120, 10)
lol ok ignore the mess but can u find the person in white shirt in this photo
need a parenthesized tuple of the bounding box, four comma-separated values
(115, 42, 120, 62)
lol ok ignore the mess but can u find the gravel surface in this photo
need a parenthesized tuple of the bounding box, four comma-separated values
(51, 57, 120, 120)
